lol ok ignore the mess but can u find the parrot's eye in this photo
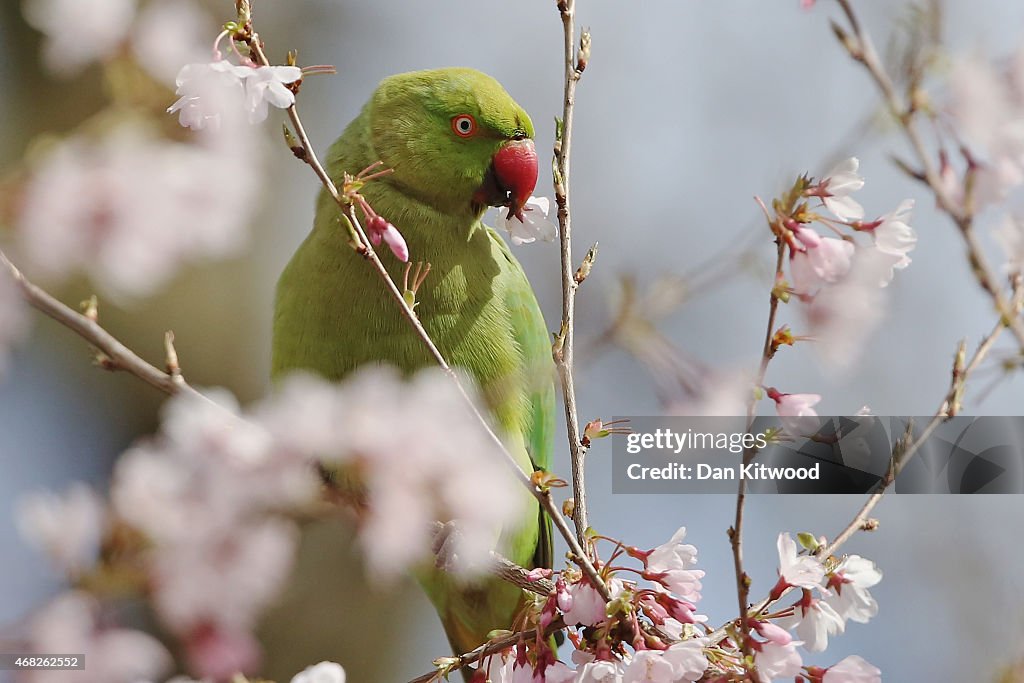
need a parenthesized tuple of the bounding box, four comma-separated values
(451, 114, 477, 138)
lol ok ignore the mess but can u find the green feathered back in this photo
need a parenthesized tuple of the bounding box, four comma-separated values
(271, 68, 554, 661)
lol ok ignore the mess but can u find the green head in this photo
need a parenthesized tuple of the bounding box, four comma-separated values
(368, 67, 538, 220)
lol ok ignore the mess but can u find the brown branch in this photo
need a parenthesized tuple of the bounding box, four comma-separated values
(729, 237, 787, 658)
(552, 0, 593, 551)
(832, 0, 1024, 352)
(0, 249, 203, 401)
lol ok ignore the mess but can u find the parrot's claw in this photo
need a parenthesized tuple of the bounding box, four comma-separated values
(432, 520, 464, 573)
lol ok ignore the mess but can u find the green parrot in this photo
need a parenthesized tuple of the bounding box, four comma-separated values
(271, 68, 555, 664)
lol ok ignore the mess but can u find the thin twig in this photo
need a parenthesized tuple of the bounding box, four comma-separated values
(406, 619, 564, 683)
(832, 0, 1024, 351)
(552, 0, 592, 549)
(0, 249, 204, 401)
(243, 24, 609, 596)
(820, 274, 1024, 557)
(730, 238, 787, 657)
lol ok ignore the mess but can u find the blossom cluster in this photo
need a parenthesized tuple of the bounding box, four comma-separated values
(16, 369, 524, 680)
(469, 528, 881, 683)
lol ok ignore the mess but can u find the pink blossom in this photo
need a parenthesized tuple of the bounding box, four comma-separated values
(754, 640, 803, 681)
(366, 214, 410, 262)
(26, 591, 173, 683)
(789, 227, 855, 295)
(15, 483, 106, 576)
(766, 388, 821, 436)
(16, 124, 259, 299)
(183, 623, 261, 681)
(805, 248, 892, 372)
(823, 655, 881, 683)
(563, 579, 609, 627)
(23, 0, 137, 75)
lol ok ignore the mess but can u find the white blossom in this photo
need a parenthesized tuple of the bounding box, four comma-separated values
(868, 199, 917, 284)
(168, 62, 302, 131)
(290, 661, 347, 683)
(662, 639, 709, 681)
(23, 0, 137, 75)
(15, 483, 106, 575)
(819, 157, 865, 221)
(825, 555, 882, 624)
(647, 526, 699, 572)
(776, 532, 825, 590)
(778, 598, 845, 652)
(754, 640, 803, 682)
(496, 196, 558, 245)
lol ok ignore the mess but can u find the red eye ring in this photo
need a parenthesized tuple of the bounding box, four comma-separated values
(451, 114, 477, 138)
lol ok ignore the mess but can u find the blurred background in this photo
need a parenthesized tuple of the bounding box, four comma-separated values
(2, 0, 1024, 680)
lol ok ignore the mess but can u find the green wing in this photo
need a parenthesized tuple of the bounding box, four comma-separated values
(487, 227, 556, 570)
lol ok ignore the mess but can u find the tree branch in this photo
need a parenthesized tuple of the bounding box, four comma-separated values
(0, 249, 203, 401)
(832, 0, 1024, 352)
(552, 0, 594, 551)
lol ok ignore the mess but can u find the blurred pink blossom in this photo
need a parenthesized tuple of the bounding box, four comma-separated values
(23, 0, 137, 75)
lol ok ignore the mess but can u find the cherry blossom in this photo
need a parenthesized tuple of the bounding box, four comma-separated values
(23, 0, 137, 75)
(167, 60, 251, 131)
(25, 591, 173, 683)
(814, 158, 865, 222)
(366, 214, 410, 262)
(622, 649, 676, 683)
(496, 196, 558, 245)
(778, 596, 845, 652)
(766, 388, 821, 436)
(859, 199, 917, 284)
(645, 526, 699, 572)
(290, 661, 347, 683)
(805, 248, 892, 371)
(825, 555, 882, 624)
(821, 655, 882, 683)
(662, 639, 709, 681)
(244, 65, 303, 122)
(16, 124, 259, 299)
(132, 0, 212, 86)
(15, 483, 106, 576)
(754, 640, 803, 681)
(788, 225, 855, 295)
(772, 532, 826, 596)
(169, 61, 302, 130)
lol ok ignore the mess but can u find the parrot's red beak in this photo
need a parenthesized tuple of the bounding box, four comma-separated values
(475, 139, 538, 220)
